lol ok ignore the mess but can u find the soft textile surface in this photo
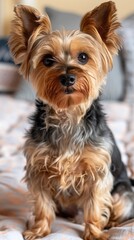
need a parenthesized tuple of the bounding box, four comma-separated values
(0, 38, 21, 92)
(0, 95, 134, 239)
(0, 38, 14, 65)
(0, 64, 20, 92)
(120, 14, 134, 103)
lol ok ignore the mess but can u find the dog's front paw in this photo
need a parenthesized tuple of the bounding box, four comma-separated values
(84, 223, 109, 240)
(84, 231, 109, 240)
(23, 228, 50, 240)
(23, 230, 37, 240)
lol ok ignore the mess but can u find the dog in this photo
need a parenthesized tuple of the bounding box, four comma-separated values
(9, 1, 134, 240)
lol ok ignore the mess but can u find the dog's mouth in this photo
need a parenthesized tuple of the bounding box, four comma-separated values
(64, 87, 74, 94)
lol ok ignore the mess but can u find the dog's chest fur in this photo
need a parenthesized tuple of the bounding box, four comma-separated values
(26, 99, 112, 199)
(41, 106, 90, 197)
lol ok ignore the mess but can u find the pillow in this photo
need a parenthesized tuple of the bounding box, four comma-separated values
(45, 6, 125, 101)
(45, 7, 81, 31)
(0, 37, 14, 65)
(0, 37, 21, 92)
(101, 54, 125, 101)
(15, 78, 36, 102)
(120, 14, 134, 102)
(0, 64, 20, 92)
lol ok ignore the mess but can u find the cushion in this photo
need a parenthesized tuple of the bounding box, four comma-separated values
(45, 6, 125, 101)
(0, 37, 14, 65)
(15, 78, 36, 102)
(101, 54, 125, 101)
(0, 37, 21, 92)
(0, 64, 20, 92)
(120, 14, 134, 102)
(45, 7, 81, 31)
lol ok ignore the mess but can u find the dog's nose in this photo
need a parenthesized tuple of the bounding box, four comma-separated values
(60, 74, 76, 87)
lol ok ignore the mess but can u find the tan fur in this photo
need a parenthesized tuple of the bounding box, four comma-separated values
(80, 1, 121, 55)
(28, 30, 112, 109)
(8, 2, 122, 240)
(23, 134, 113, 240)
(9, 2, 120, 110)
(108, 191, 134, 227)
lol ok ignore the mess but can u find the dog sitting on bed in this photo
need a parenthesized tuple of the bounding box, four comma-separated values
(9, 1, 134, 240)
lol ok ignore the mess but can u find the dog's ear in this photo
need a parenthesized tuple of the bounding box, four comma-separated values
(80, 1, 121, 55)
(9, 5, 51, 64)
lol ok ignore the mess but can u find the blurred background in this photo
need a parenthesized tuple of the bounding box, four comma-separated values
(0, 0, 134, 36)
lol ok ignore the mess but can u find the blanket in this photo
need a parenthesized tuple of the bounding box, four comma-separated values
(0, 95, 134, 240)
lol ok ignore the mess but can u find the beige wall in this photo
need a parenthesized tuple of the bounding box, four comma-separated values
(0, 0, 17, 36)
(38, 0, 134, 19)
(0, 0, 134, 36)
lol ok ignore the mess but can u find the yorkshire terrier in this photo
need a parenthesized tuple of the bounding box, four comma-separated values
(9, 1, 134, 240)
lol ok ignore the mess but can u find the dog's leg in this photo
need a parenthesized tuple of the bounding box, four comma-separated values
(23, 141, 56, 240)
(109, 187, 134, 227)
(109, 136, 134, 226)
(80, 146, 113, 240)
(23, 191, 56, 240)
(83, 183, 112, 240)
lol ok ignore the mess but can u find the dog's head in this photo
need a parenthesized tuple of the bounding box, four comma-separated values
(9, 1, 121, 110)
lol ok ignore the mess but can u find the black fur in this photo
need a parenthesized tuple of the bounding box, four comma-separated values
(27, 98, 132, 194)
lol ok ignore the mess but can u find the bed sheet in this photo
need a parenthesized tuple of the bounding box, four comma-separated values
(0, 95, 134, 240)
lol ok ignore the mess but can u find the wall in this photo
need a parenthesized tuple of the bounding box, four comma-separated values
(38, 0, 134, 19)
(0, 0, 134, 36)
(0, 0, 17, 36)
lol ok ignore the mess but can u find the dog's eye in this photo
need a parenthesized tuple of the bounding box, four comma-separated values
(78, 52, 89, 65)
(43, 54, 55, 67)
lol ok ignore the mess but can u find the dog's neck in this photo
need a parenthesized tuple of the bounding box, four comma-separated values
(42, 102, 90, 155)
(45, 100, 92, 129)
(31, 98, 112, 158)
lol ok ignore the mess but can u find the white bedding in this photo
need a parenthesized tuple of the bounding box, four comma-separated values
(0, 95, 134, 240)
